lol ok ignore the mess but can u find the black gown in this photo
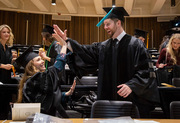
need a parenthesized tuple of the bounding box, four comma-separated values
(66, 34, 160, 117)
(0, 43, 12, 119)
(22, 54, 68, 118)
(0, 43, 12, 83)
(45, 41, 66, 84)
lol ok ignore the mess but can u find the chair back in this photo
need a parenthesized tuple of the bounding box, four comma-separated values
(77, 76, 98, 85)
(172, 78, 180, 87)
(90, 100, 140, 118)
(170, 101, 180, 119)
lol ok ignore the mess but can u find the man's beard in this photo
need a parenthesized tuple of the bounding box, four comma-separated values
(108, 31, 115, 38)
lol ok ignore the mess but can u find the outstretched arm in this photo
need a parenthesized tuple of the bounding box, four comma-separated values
(65, 78, 76, 96)
(60, 43, 67, 54)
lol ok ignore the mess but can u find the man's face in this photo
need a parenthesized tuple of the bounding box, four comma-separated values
(138, 36, 145, 42)
(104, 19, 118, 38)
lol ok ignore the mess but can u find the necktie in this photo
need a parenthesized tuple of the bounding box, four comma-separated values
(112, 38, 118, 47)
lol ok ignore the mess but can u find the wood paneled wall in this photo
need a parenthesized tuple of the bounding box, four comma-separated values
(126, 17, 170, 49)
(0, 10, 171, 49)
(0, 10, 51, 45)
(53, 17, 170, 49)
(53, 17, 99, 44)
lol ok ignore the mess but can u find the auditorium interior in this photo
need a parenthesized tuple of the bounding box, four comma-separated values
(0, 0, 180, 122)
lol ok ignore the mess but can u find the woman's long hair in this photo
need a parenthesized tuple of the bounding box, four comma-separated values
(41, 32, 56, 44)
(0, 24, 14, 46)
(17, 60, 38, 103)
(166, 33, 180, 65)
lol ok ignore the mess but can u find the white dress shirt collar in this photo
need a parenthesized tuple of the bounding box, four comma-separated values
(115, 31, 126, 42)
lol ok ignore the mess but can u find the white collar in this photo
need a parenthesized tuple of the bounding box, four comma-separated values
(116, 31, 126, 42)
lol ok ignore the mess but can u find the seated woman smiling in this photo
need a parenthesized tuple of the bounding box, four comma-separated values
(156, 34, 180, 68)
(16, 44, 76, 118)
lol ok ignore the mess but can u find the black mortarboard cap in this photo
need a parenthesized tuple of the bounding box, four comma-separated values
(15, 46, 38, 68)
(10, 46, 18, 52)
(42, 24, 54, 34)
(134, 29, 148, 38)
(96, 7, 129, 27)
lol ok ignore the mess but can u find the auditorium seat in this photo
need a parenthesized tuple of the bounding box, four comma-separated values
(170, 101, 180, 119)
(90, 100, 140, 118)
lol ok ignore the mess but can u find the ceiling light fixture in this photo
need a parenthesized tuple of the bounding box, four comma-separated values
(52, 0, 56, 5)
(112, 0, 116, 7)
(171, 0, 176, 7)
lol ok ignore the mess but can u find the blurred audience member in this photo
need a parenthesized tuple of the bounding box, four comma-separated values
(0, 24, 14, 119)
(156, 34, 180, 68)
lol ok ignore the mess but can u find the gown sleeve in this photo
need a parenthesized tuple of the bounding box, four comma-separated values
(124, 39, 159, 103)
(66, 38, 99, 78)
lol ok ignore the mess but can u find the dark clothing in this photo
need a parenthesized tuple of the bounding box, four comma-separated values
(45, 41, 66, 84)
(0, 43, 12, 120)
(66, 34, 160, 117)
(156, 48, 180, 68)
(22, 54, 68, 118)
(159, 40, 169, 53)
(0, 43, 12, 83)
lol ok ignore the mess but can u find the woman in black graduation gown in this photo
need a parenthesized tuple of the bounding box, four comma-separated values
(39, 24, 66, 84)
(0, 24, 14, 84)
(0, 24, 14, 119)
(16, 44, 76, 118)
(53, 7, 160, 118)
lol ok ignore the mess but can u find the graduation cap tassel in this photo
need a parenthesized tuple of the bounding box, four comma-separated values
(96, 8, 114, 27)
(18, 49, 19, 57)
(146, 33, 149, 49)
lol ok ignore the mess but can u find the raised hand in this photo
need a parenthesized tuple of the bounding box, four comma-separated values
(39, 50, 46, 59)
(65, 78, 76, 96)
(53, 24, 67, 41)
(52, 32, 67, 46)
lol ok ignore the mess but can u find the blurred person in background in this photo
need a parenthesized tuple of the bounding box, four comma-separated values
(0, 24, 14, 119)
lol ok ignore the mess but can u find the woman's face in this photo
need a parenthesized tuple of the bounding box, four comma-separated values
(33, 56, 46, 72)
(0, 27, 10, 42)
(171, 38, 180, 51)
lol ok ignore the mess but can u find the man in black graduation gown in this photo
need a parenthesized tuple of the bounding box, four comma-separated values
(134, 29, 148, 43)
(53, 7, 160, 118)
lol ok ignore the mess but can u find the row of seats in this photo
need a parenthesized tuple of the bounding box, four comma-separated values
(75, 100, 180, 119)
(10, 44, 42, 55)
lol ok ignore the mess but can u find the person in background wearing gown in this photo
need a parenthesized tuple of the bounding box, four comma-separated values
(156, 34, 180, 68)
(11, 47, 18, 64)
(158, 35, 170, 53)
(16, 44, 76, 118)
(0, 24, 14, 119)
(39, 24, 66, 85)
(53, 7, 160, 118)
(134, 29, 148, 43)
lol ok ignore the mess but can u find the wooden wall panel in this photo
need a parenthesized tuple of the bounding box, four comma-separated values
(1, 10, 172, 49)
(53, 16, 99, 45)
(0, 10, 52, 45)
(126, 17, 169, 49)
(28, 14, 43, 45)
